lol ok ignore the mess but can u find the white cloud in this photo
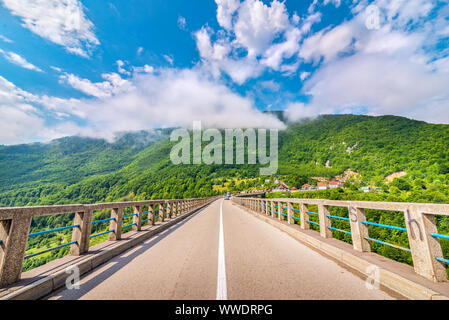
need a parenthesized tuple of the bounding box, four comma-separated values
(137, 46, 144, 56)
(72, 69, 286, 138)
(286, 0, 449, 123)
(163, 54, 174, 65)
(116, 60, 131, 75)
(0, 49, 42, 72)
(0, 34, 13, 43)
(196, 0, 322, 83)
(177, 15, 187, 30)
(215, 0, 240, 30)
(59, 72, 133, 98)
(1, 0, 99, 57)
(0, 76, 81, 144)
(300, 71, 310, 81)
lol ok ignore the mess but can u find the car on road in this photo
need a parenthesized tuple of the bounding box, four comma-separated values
(224, 193, 231, 200)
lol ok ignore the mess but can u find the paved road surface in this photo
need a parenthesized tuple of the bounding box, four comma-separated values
(47, 199, 399, 300)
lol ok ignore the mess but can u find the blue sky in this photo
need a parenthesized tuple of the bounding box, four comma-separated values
(0, 0, 448, 144)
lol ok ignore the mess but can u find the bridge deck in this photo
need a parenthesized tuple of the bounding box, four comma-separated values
(46, 199, 400, 300)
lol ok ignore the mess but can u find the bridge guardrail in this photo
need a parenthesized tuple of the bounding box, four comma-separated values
(0, 196, 218, 287)
(233, 197, 449, 283)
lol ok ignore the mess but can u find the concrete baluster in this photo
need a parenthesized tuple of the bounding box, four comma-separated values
(109, 207, 123, 241)
(318, 203, 332, 238)
(300, 203, 309, 230)
(404, 207, 448, 282)
(0, 215, 32, 286)
(70, 209, 93, 255)
(132, 205, 142, 231)
(348, 206, 370, 252)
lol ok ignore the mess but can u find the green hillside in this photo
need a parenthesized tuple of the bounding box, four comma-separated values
(3, 113, 449, 273)
(2, 114, 449, 207)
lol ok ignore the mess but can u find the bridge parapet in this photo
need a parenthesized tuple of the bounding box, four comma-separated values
(0, 196, 218, 287)
(233, 197, 449, 283)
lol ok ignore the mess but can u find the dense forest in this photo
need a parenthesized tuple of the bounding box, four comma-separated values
(1, 114, 448, 272)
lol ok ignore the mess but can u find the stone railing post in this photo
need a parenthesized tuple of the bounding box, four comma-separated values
(159, 203, 165, 222)
(132, 205, 142, 231)
(278, 201, 282, 221)
(318, 203, 332, 238)
(70, 209, 93, 255)
(300, 203, 309, 230)
(404, 207, 448, 282)
(265, 200, 269, 215)
(271, 201, 275, 218)
(287, 202, 293, 224)
(167, 201, 172, 219)
(109, 207, 123, 241)
(149, 204, 155, 226)
(0, 215, 32, 287)
(348, 206, 370, 252)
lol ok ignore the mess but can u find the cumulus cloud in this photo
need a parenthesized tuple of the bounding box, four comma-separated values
(59, 72, 133, 98)
(68, 68, 286, 140)
(0, 66, 285, 144)
(0, 49, 42, 72)
(0, 0, 99, 57)
(195, 0, 321, 83)
(0, 76, 80, 144)
(286, 0, 449, 124)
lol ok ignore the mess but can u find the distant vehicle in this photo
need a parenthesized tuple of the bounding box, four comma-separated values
(224, 193, 231, 200)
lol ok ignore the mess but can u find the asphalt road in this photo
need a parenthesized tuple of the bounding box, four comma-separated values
(47, 199, 398, 300)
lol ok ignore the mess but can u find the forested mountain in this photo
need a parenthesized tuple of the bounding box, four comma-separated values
(4, 114, 449, 273)
(1, 114, 449, 207)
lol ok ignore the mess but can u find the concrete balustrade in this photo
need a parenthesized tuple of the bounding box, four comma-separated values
(0, 196, 217, 287)
(233, 197, 449, 283)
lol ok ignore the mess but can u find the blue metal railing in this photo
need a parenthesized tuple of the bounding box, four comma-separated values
(307, 220, 320, 227)
(362, 220, 407, 232)
(436, 257, 449, 264)
(24, 241, 77, 259)
(431, 233, 449, 240)
(28, 224, 79, 237)
(328, 226, 352, 235)
(92, 217, 115, 225)
(327, 214, 350, 221)
(122, 223, 137, 229)
(291, 208, 300, 212)
(364, 236, 411, 252)
(90, 230, 114, 239)
(291, 216, 301, 221)
(123, 213, 137, 219)
(306, 211, 319, 216)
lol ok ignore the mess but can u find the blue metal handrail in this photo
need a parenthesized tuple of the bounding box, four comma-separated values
(92, 217, 116, 225)
(362, 220, 407, 232)
(291, 216, 301, 221)
(123, 213, 137, 219)
(90, 230, 114, 239)
(29, 224, 80, 237)
(328, 226, 352, 235)
(25, 241, 77, 259)
(291, 208, 300, 212)
(436, 257, 449, 264)
(364, 236, 411, 252)
(431, 233, 449, 240)
(142, 210, 152, 214)
(307, 220, 320, 226)
(122, 223, 137, 229)
(306, 211, 319, 216)
(326, 214, 350, 221)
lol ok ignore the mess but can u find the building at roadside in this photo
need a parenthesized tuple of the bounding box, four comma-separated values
(317, 182, 328, 190)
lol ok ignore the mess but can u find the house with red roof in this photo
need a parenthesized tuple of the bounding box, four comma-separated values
(317, 182, 327, 190)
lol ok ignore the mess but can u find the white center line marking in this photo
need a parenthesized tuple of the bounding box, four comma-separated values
(216, 199, 227, 300)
